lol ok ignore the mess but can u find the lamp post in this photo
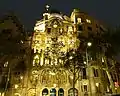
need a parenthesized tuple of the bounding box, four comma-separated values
(86, 42, 92, 96)
(86, 42, 92, 66)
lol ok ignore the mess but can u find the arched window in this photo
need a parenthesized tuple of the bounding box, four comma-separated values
(58, 88, 64, 96)
(42, 88, 48, 96)
(50, 88, 56, 96)
(68, 88, 78, 96)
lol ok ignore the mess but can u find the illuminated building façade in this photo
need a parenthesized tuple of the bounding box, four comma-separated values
(0, 6, 119, 96)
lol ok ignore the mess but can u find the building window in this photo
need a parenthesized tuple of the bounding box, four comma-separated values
(68, 88, 78, 96)
(93, 68, 99, 77)
(84, 85, 87, 92)
(4, 61, 8, 67)
(96, 83, 101, 93)
(44, 58, 50, 65)
(77, 25, 83, 31)
(84, 85, 88, 92)
(87, 26, 92, 31)
(86, 19, 91, 23)
(83, 68, 87, 79)
(96, 24, 98, 28)
(1, 29, 12, 34)
(47, 28, 51, 34)
(42, 88, 48, 96)
(50, 88, 56, 96)
(68, 26, 73, 32)
(77, 18, 81, 23)
(59, 28, 63, 35)
(100, 26, 104, 32)
(58, 88, 64, 96)
(103, 70, 107, 77)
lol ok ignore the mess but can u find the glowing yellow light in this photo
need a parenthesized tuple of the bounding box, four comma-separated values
(20, 76, 23, 80)
(1, 93, 4, 96)
(34, 55, 39, 59)
(34, 23, 45, 32)
(87, 42, 92, 47)
(53, 84, 57, 87)
(84, 61, 86, 64)
(15, 84, 18, 89)
(69, 56, 73, 59)
(102, 57, 104, 62)
(86, 19, 91, 23)
(53, 24, 58, 28)
(77, 18, 81, 23)
(21, 40, 23, 44)
(4, 61, 8, 67)
(96, 83, 99, 87)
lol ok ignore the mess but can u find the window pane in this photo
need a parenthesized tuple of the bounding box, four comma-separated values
(42, 88, 48, 96)
(50, 88, 56, 96)
(83, 68, 87, 79)
(68, 88, 78, 96)
(58, 88, 64, 96)
(77, 25, 83, 31)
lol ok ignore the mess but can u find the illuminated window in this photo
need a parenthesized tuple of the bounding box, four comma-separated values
(68, 26, 73, 32)
(102, 57, 105, 62)
(96, 83, 101, 92)
(35, 23, 45, 32)
(86, 19, 91, 23)
(34, 40, 39, 44)
(77, 18, 81, 23)
(4, 61, 8, 67)
(20, 76, 23, 80)
(15, 84, 19, 89)
(33, 60, 35, 66)
(53, 24, 58, 28)
(33, 55, 40, 66)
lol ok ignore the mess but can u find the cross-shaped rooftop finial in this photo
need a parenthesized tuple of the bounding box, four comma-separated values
(46, 5, 50, 11)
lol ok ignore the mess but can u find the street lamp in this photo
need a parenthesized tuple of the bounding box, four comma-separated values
(86, 42, 92, 96)
(86, 42, 92, 66)
(87, 42, 92, 47)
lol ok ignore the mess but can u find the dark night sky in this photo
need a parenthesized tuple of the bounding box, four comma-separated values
(0, 0, 120, 30)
